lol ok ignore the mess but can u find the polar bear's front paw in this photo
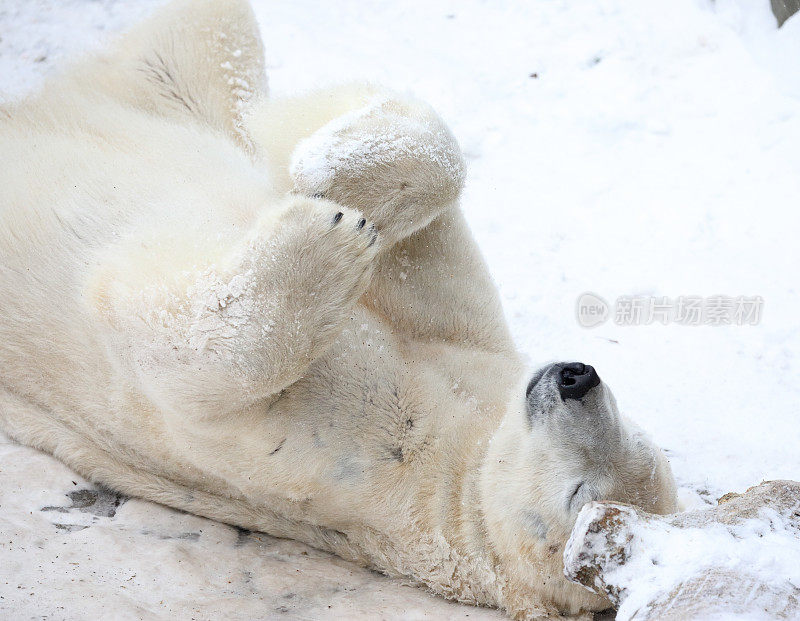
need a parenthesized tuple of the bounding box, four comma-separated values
(290, 94, 466, 245)
(250, 197, 380, 350)
(294, 197, 380, 275)
(313, 204, 380, 301)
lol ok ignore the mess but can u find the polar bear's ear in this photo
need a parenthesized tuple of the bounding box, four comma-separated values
(68, 0, 267, 148)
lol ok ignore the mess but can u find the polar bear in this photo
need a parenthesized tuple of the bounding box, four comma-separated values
(0, 1, 677, 618)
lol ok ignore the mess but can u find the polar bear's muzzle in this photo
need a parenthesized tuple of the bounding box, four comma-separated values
(525, 361, 622, 456)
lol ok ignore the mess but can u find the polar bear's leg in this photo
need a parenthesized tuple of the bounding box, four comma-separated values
(90, 198, 378, 419)
(64, 0, 267, 149)
(246, 86, 466, 246)
(366, 209, 519, 354)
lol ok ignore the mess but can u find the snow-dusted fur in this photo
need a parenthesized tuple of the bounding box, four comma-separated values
(0, 1, 677, 618)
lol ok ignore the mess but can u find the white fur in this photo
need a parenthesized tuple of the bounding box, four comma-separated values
(0, 1, 677, 618)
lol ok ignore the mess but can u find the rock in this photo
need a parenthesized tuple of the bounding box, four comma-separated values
(771, 0, 800, 27)
(563, 480, 800, 620)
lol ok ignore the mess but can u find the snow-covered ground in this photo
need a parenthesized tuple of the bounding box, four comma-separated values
(1, 0, 799, 618)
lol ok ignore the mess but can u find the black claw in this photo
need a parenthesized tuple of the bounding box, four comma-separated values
(312, 192, 326, 199)
(357, 218, 366, 230)
(368, 227, 378, 247)
(331, 212, 343, 226)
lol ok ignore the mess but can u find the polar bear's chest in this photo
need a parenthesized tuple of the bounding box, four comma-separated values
(268, 307, 512, 498)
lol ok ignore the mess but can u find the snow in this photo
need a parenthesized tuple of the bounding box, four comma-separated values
(565, 482, 800, 619)
(608, 511, 800, 619)
(2, 0, 800, 618)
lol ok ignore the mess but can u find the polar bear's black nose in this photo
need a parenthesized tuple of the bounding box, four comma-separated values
(557, 362, 600, 401)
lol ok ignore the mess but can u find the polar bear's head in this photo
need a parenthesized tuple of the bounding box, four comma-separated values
(479, 361, 677, 615)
